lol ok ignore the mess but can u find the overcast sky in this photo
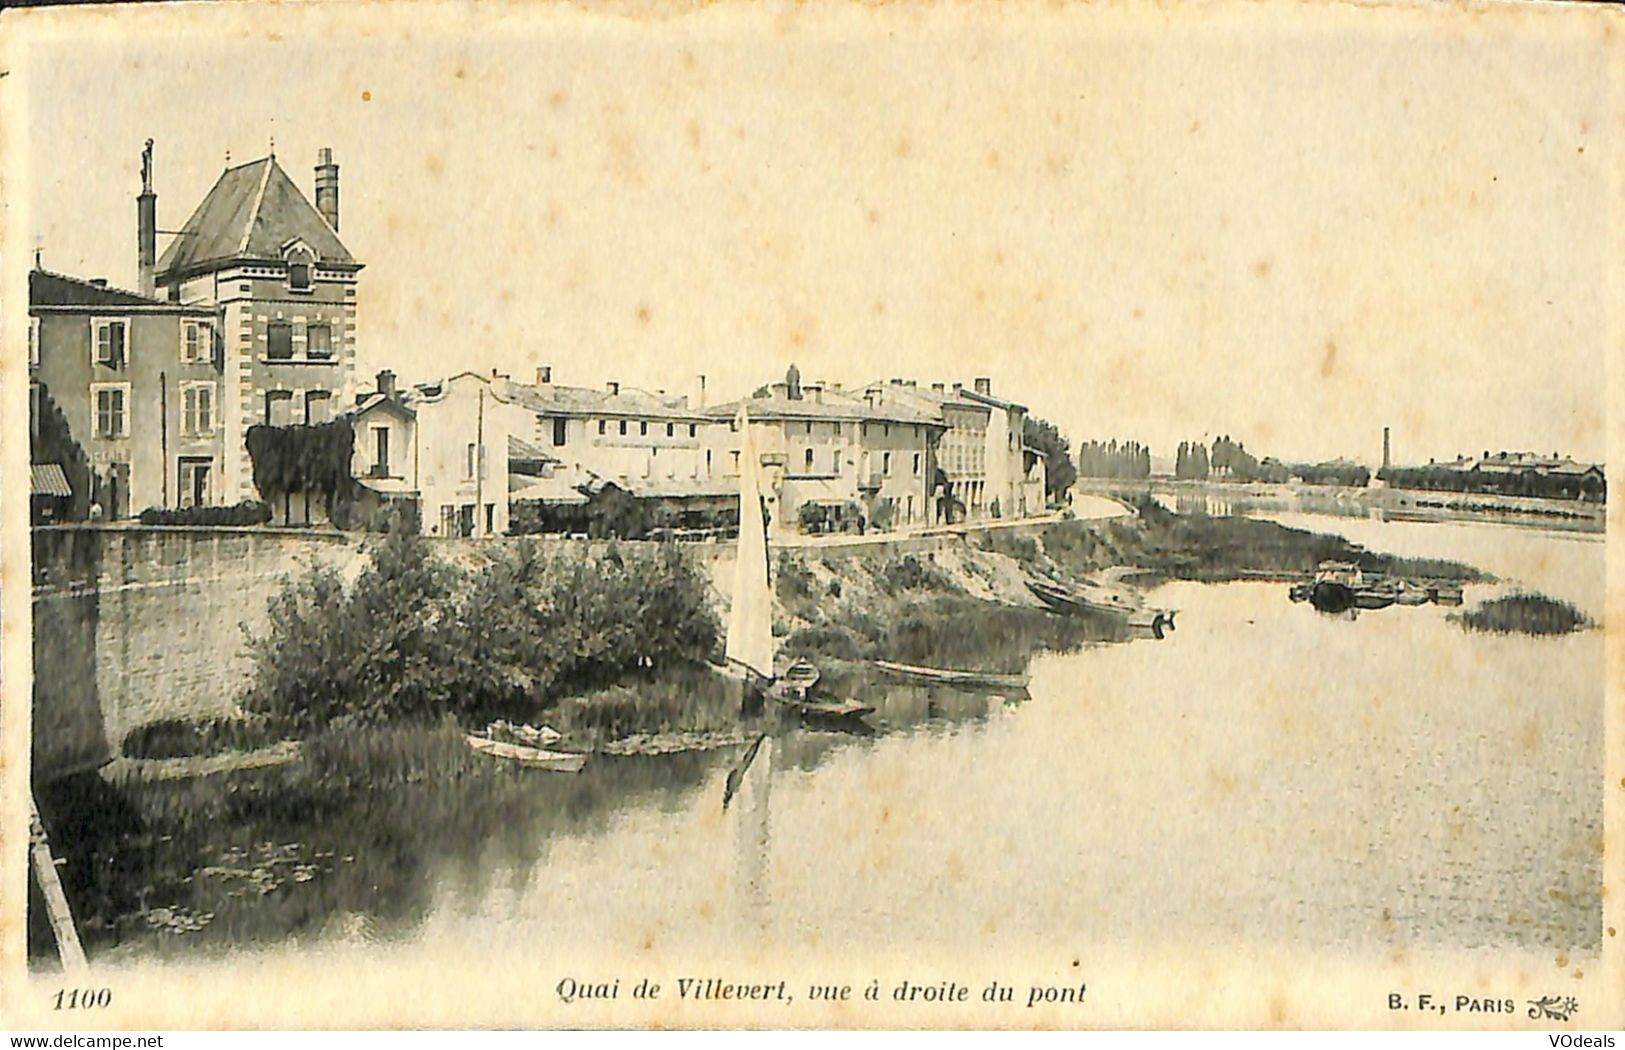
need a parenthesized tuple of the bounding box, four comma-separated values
(16, 1, 1613, 464)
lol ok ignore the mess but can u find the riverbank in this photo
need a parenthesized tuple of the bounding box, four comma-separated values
(1076, 476, 1605, 533)
(114, 505, 1490, 760)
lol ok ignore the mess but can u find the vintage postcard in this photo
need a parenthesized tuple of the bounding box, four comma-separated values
(1, 0, 1620, 1031)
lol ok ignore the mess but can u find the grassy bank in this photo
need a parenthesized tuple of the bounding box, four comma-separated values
(975, 501, 1489, 586)
(1452, 593, 1591, 636)
(120, 505, 1490, 756)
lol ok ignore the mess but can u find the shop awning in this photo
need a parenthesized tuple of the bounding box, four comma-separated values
(30, 463, 72, 498)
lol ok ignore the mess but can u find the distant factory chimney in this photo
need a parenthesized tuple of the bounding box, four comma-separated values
(315, 147, 340, 231)
(137, 139, 156, 297)
(1382, 426, 1391, 471)
(692, 373, 707, 409)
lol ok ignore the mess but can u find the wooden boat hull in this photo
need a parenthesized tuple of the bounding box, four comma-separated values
(874, 659, 1029, 691)
(465, 734, 588, 772)
(1026, 577, 1175, 638)
(777, 697, 876, 722)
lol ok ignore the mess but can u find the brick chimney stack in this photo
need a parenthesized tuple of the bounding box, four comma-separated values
(378, 369, 397, 398)
(974, 377, 992, 396)
(315, 147, 340, 232)
(137, 139, 157, 297)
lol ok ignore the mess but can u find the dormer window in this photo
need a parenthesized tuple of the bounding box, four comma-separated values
(283, 242, 316, 293)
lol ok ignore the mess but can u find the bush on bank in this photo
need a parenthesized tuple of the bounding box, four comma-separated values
(138, 499, 273, 527)
(242, 527, 720, 734)
(1453, 593, 1591, 636)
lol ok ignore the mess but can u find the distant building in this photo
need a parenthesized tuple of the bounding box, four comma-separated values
(1382, 450, 1606, 502)
(501, 367, 715, 489)
(28, 267, 224, 519)
(861, 376, 1044, 521)
(155, 146, 362, 505)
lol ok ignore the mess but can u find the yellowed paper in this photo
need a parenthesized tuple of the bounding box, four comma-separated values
(1, 0, 1620, 1030)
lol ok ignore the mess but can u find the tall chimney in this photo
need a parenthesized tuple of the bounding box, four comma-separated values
(1382, 426, 1391, 470)
(315, 147, 340, 232)
(974, 376, 992, 396)
(378, 369, 397, 397)
(137, 139, 156, 297)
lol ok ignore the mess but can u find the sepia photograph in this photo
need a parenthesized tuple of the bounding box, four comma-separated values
(1, 0, 1618, 1031)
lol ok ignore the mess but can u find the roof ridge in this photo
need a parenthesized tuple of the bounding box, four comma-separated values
(239, 158, 276, 256)
(31, 268, 167, 305)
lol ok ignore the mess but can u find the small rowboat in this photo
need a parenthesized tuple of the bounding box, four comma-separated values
(874, 660, 1029, 691)
(465, 734, 588, 772)
(779, 658, 821, 693)
(1025, 573, 1176, 638)
(778, 696, 876, 722)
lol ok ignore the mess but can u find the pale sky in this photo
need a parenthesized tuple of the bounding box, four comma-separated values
(15, 1, 1614, 465)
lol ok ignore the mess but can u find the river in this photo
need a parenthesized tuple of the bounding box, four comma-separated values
(77, 511, 1602, 974)
(398, 511, 1602, 962)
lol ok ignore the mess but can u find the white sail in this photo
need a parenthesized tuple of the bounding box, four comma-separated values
(725, 405, 775, 680)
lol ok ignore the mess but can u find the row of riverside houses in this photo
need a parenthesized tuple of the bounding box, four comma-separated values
(29, 142, 358, 524)
(347, 364, 1050, 539)
(29, 141, 1049, 535)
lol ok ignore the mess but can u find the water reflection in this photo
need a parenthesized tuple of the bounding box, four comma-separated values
(413, 514, 1600, 959)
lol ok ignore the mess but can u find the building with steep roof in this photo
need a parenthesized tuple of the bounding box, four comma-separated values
(28, 267, 224, 519)
(155, 146, 362, 506)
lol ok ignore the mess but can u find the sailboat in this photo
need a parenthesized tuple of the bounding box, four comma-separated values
(724, 404, 776, 708)
(721, 405, 872, 725)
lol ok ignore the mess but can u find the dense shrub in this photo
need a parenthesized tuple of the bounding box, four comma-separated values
(775, 552, 816, 603)
(879, 554, 959, 593)
(120, 715, 283, 759)
(445, 540, 720, 721)
(242, 528, 721, 733)
(1454, 593, 1590, 636)
(138, 499, 273, 527)
(509, 499, 591, 536)
(242, 525, 460, 734)
(982, 531, 1040, 564)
